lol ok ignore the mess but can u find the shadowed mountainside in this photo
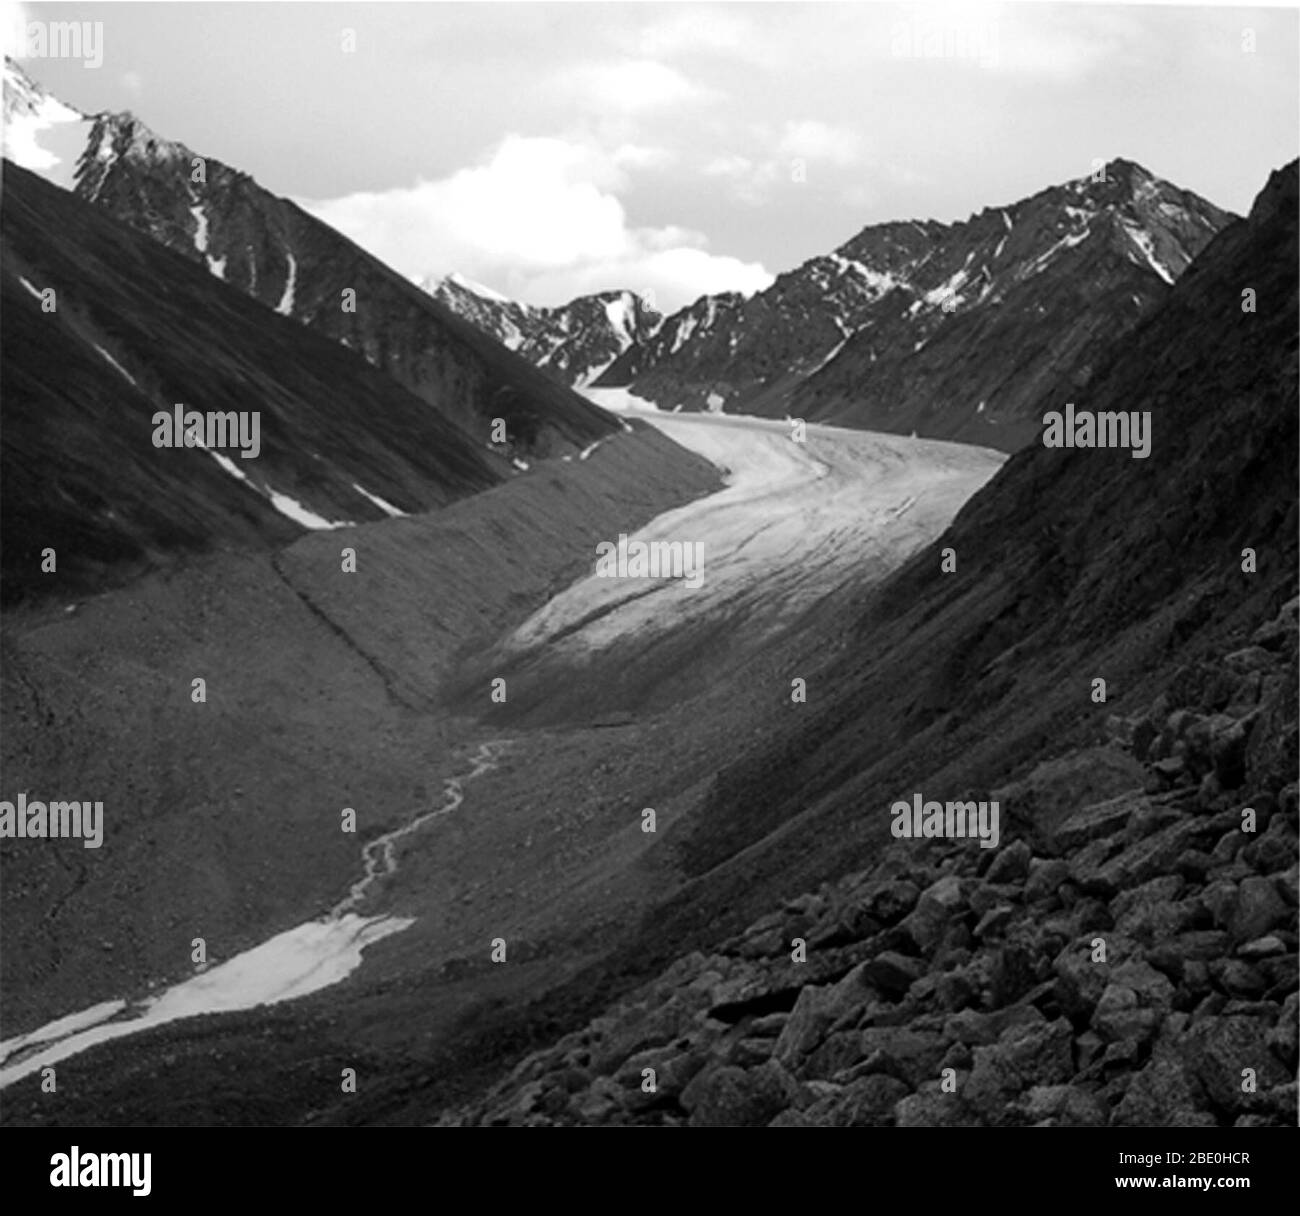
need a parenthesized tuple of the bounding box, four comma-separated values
(1, 160, 505, 606)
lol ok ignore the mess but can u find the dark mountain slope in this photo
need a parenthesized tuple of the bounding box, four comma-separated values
(71, 103, 617, 457)
(0, 160, 502, 605)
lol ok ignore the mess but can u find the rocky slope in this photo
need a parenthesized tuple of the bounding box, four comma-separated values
(429, 275, 662, 388)
(450, 613, 1298, 1126)
(2, 58, 618, 459)
(598, 160, 1234, 450)
(0, 160, 502, 606)
(443, 162, 1298, 1126)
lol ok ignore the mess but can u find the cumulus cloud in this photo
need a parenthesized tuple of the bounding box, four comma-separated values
(300, 133, 770, 314)
(777, 120, 863, 167)
(558, 58, 718, 114)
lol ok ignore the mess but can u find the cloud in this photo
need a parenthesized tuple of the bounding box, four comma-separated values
(629, 8, 779, 68)
(702, 154, 779, 206)
(776, 120, 863, 167)
(300, 133, 770, 314)
(996, 8, 1148, 81)
(0, 0, 30, 58)
(558, 59, 718, 115)
(700, 120, 864, 204)
(610, 142, 677, 172)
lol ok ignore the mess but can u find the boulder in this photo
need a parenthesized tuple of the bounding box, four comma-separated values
(962, 1018, 1075, 1122)
(1014, 1084, 1107, 1126)
(1092, 960, 1176, 1045)
(862, 951, 926, 999)
(1228, 876, 1290, 942)
(1055, 794, 1141, 852)
(898, 874, 966, 953)
(681, 1060, 801, 1126)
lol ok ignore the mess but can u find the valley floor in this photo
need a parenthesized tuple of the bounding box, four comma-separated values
(1, 402, 1004, 1123)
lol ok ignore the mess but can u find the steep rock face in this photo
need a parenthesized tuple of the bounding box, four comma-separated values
(440, 163, 1297, 1125)
(430, 275, 662, 387)
(2, 59, 618, 459)
(0, 160, 502, 605)
(599, 160, 1234, 449)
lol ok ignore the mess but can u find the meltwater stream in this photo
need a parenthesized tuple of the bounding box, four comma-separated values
(0, 741, 508, 1089)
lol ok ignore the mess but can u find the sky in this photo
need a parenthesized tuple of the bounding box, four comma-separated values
(4, 1, 1298, 313)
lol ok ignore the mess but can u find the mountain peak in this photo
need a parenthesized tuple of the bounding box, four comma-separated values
(442, 270, 514, 304)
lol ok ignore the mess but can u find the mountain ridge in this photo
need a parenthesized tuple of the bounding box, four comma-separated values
(595, 156, 1236, 450)
(2, 57, 619, 461)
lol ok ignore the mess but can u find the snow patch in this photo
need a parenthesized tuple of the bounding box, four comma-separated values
(0, 916, 410, 1087)
(351, 482, 407, 518)
(1121, 223, 1175, 285)
(1019, 227, 1090, 278)
(807, 337, 848, 375)
(267, 490, 353, 529)
(921, 251, 975, 311)
(205, 450, 351, 528)
(447, 270, 511, 304)
(828, 252, 900, 299)
(206, 450, 250, 483)
(190, 204, 209, 254)
(670, 314, 699, 353)
(604, 294, 636, 344)
(93, 344, 137, 386)
(276, 251, 297, 316)
(1, 83, 91, 189)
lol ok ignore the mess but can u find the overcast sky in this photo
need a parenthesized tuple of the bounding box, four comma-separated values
(6, 1, 1298, 312)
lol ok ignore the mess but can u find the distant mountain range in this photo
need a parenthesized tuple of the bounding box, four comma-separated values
(428, 274, 662, 388)
(439, 159, 1235, 451)
(5, 57, 1237, 457)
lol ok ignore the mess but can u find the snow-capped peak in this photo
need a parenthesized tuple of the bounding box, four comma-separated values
(2, 56, 92, 189)
(444, 270, 513, 304)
